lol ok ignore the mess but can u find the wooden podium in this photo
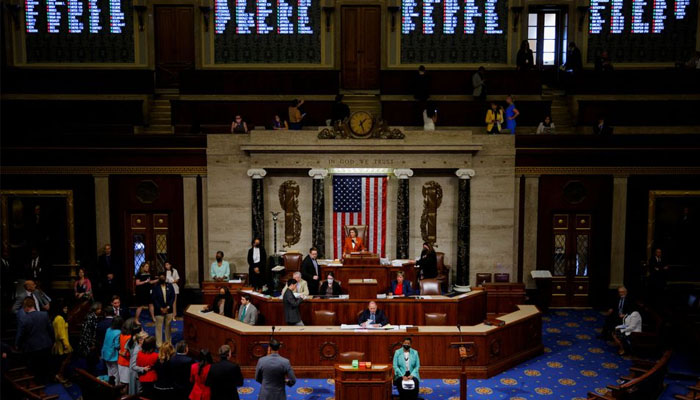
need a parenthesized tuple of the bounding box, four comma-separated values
(347, 279, 379, 299)
(334, 364, 393, 400)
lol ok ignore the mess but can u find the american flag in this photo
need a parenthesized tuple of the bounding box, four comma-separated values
(332, 175, 388, 259)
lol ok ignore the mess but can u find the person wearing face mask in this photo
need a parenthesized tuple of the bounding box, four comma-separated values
(408, 242, 438, 281)
(150, 272, 175, 347)
(210, 251, 230, 281)
(392, 337, 420, 400)
(318, 272, 342, 296)
(247, 238, 267, 291)
(206, 287, 235, 318)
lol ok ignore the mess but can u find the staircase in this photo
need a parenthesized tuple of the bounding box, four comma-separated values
(342, 94, 382, 118)
(542, 87, 574, 134)
(143, 89, 177, 134)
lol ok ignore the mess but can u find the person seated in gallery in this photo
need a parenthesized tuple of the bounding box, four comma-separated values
(342, 227, 364, 258)
(319, 272, 342, 296)
(408, 242, 438, 281)
(393, 337, 420, 400)
(389, 271, 415, 297)
(280, 272, 309, 298)
(247, 237, 267, 291)
(230, 114, 249, 134)
(210, 251, 230, 281)
(600, 286, 633, 340)
(612, 305, 642, 356)
(358, 301, 389, 327)
(205, 286, 234, 318)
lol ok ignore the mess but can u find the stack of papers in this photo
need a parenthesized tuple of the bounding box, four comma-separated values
(228, 279, 242, 283)
(391, 259, 412, 266)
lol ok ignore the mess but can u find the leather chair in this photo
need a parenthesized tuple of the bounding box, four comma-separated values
(435, 252, 451, 292)
(338, 351, 365, 364)
(343, 225, 369, 251)
(282, 252, 303, 282)
(476, 273, 492, 287)
(424, 313, 447, 326)
(419, 279, 441, 295)
(494, 273, 510, 283)
(313, 310, 337, 326)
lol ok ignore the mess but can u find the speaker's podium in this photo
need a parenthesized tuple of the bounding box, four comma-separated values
(343, 252, 380, 265)
(334, 364, 393, 400)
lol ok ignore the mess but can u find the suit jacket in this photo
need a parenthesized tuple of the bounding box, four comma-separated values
(101, 327, 121, 362)
(358, 309, 389, 326)
(170, 353, 195, 392)
(318, 280, 342, 296)
(151, 283, 176, 315)
(97, 253, 116, 277)
(301, 255, 320, 295)
(205, 359, 243, 400)
(255, 353, 297, 400)
(247, 246, 267, 289)
(611, 295, 633, 315)
(342, 237, 364, 255)
(648, 256, 666, 273)
(390, 280, 415, 296)
(593, 124, 613, 135)
(416, 250, 438, 279)
(15, 310, 53, 352)
(392, 348, 421, 381)
(237, 303, 258, 325)
(13, 289, 51, 313)
(281, 279, 309, 298)
(283, 288, 303, 324)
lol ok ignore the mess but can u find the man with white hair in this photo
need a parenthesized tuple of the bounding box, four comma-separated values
(280, 272, 309, 298)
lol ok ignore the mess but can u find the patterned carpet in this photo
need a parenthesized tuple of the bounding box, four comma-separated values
(50, 309, 639, 399)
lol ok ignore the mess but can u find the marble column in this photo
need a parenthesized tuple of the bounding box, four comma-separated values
(394, 169, 413, 259)
(522, 175, 540, 289)
(247, 169, 267, 245)
(309, 169, 328, 258)
(201, 176, 209, 283)
(183, 175, 200, 289)
(609, 175, 628, 289)
(93, 174, 111, 250)
(455, 169, 475, 286)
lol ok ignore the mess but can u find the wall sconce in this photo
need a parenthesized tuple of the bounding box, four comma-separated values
(388, 6, 400, 32)
(322, 6, 334, 32)
(577, 6, 589, 32)
(133, 5, 147, 31)
(510, 6, 523, 33)
(200, 6, 211, 32)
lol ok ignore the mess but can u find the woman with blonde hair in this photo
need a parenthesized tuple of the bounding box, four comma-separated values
(154, 342, 177, 397)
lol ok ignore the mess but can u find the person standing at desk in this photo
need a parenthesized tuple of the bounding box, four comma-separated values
(319, 272, 342, 296)
(342, 228, 364, 258)
(283, 279, 305, 326)
(408, 242, 438, 281)
(247, 238, 267, 291)
(358, 301, 389, 327)
(301, 247, 321, 295)
(389, 271, 415, 297)
(393, 337, 420, 400)
(210, 251, 230, 281)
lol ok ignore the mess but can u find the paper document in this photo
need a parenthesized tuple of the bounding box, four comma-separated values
(341, 324, 362, 330)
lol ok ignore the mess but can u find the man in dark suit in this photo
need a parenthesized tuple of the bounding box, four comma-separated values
(15, 297, 54, 383)
(12, 280, 50, 314)
(318, 272, 342, 296)
(601, 286, 632, 340)
(98, 245, 119, 302)
(110, 295, 128, 319)
(255, 338, 296, 400)
(358, 301, 389, 327)
(283, 279, 305, 326)
(301, 247, 321, 295)
(647, 248, 669, 302)
(150, 271, 176, 347)
(171, 341, 195, 398)
(26, 249, 47, 284)
(205, 344, 244, 400)
(593, 118, 613, 135)
(247, 238, 267, 291)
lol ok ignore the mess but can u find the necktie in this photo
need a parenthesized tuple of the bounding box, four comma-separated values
(240, 305, 246, 321)
(370, 313, 375, 323)
(618, 298, 624, 313)
(313, 260, 318, 275)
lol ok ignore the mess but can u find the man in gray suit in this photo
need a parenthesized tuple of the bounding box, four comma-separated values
(283, 279, 304, 326)
(237, 293, 258, 325)
(255, 338, 296, 400)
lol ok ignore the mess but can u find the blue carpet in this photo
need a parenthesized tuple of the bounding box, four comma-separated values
(48, 309, 635, 400)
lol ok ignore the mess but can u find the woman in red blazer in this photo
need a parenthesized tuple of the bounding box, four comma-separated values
(342, 228, 364, 257)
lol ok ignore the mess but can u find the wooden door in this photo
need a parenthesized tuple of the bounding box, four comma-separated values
(126, 213, 171, 294)
(550, 213, 591, 307)
(154, 6, 195, 88)
(341, 6, 381, 89)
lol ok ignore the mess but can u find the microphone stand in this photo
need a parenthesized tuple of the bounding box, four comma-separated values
(450, 324, 475, 400)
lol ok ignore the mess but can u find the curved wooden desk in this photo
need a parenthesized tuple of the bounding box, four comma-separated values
(184, 304, 542, 379)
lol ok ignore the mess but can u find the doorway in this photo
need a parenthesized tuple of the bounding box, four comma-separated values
(154, 5, 195, 88)
(341, 6, 381, 89)
(125, 213, 171, 294)
(550, 213, 591, 307)
(527, 6, 568, 68)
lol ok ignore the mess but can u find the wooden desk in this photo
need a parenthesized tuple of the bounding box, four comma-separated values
(334, 364, 393, 400)
(320, 264, 417, 295)
(201, 281, 249, 305)
(483, 283, 526, 315)
(236, 290, 486, 326)
(184, 304, 542, 379)
(348, 279, 378, 299)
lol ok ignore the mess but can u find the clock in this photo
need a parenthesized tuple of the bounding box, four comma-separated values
(348, 111, 375, 137)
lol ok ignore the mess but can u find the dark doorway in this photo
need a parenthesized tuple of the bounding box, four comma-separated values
(154, 5, 195, 88)
(341, 6, 381, 90)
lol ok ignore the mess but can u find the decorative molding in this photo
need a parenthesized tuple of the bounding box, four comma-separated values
(515, 167, 700, 175)
(318, 117, 405, 140)
(249, 341, 269, 360)
(455, 169, 476, 180)
(646, 190, 700, 260)
(1, 166, 207, 175)
(420, 181, 443, 247)
(319, 342, 338, 361)
(308, 169, 329, 180)
(278, 181, 301, 247)
(393, 169, 414, 179)
(247, 169, 267, 179)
